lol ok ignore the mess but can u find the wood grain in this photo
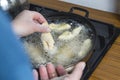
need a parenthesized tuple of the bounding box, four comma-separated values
(28, 0, 120, 27)
(29, 0, 120, 80)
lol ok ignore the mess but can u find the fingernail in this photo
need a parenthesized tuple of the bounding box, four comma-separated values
(46, 62, 54, 68)
(40, 64, 44, 67)
(39, 65, 46, 72)
(42, 26, 51, 32)
(33, 69, 37, 74)
(64, 77, 70, 80)
(80, 62, 86, 70)
(46, 27, 51, 32)
(39, 25, 51, 32)
(47, 62, 52, 65)
(62, 75, 69, 80)
(33, 69, 38, 80)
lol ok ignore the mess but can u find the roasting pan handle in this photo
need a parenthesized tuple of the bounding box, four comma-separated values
(69, 7, 89, 17)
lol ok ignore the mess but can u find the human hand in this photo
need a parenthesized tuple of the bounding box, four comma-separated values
(33, 62, 86, 80)
(12, 10, 50, 37)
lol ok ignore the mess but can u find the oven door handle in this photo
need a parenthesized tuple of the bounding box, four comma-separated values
(69, 7, 89, 18)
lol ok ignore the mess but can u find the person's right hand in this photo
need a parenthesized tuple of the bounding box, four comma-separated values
(12, 10, 50, 37)
(33, 62, 86, 80)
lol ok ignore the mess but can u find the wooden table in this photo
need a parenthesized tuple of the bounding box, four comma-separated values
(29, 0, 120, 80)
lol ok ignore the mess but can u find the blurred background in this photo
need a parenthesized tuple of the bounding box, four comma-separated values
(61, 0, 120, 14)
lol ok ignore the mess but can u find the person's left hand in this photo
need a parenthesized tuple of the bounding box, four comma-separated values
(12, 10, 51, 37)
(33, 62, 86, 80)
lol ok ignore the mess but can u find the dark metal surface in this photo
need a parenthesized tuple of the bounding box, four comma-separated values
(69, 7, 89, 18)
(44, 11, 97, 65)
(29, 4, 120, 80)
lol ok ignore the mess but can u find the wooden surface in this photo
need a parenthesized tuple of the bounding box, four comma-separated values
(29, 0, 120, 80)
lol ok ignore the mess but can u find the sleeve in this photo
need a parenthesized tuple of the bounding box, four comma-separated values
(0, 9, 34, 80)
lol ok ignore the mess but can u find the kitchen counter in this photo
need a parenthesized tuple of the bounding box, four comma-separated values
(29, 0, 120, 80)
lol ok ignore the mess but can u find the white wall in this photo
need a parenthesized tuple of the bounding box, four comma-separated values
(61, 0, 120, 14)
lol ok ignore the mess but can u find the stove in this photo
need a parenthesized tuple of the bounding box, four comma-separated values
(29, 4, 120, 80)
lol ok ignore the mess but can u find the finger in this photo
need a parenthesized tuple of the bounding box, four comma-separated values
(33, 20, 51, 33)
(35, 25, 51, 33)
(56, 65, 67, 76)
(66, 62, 86, 80)
(46, 62, 57, 79)
(33, 69, 38, 80)
(31, 11, 47, 23)
(39, 65, 49, 80)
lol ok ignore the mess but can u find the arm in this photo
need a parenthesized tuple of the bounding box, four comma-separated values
(0, 9, 34, 80)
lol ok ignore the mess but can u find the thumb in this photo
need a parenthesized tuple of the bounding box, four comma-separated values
(65, 62, 86, 80)
(35, 25, 51, 33)
(33, 19, 50, 33)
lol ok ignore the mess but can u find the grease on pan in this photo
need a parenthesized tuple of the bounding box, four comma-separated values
(22, 22, 92, 68)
